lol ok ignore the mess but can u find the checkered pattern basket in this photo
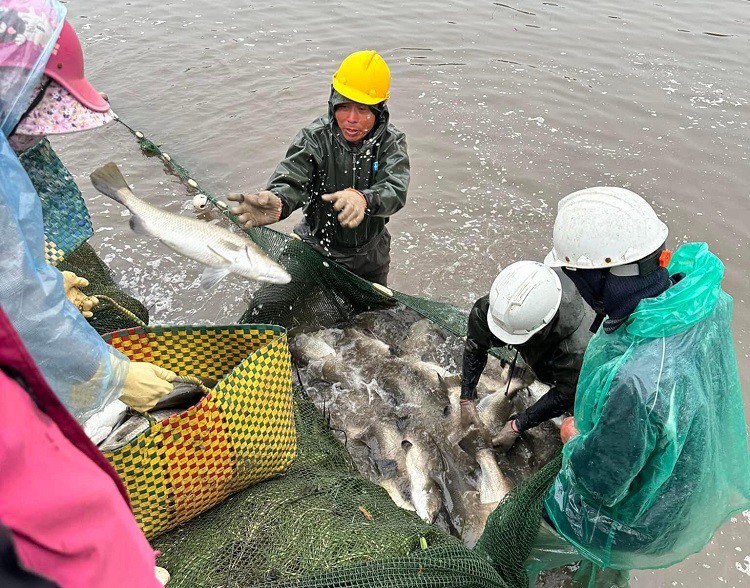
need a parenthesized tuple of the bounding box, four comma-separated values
(102, 324, 297, 539)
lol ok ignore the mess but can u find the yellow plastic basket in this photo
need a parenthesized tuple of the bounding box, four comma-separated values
(102, 324, 296, 539)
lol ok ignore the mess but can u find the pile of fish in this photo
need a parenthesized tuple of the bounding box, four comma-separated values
(289, 307, 562, 547)
(97, 379, 214, 452)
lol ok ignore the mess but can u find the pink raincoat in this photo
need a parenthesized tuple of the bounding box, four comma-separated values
(0, 308, 161, 587)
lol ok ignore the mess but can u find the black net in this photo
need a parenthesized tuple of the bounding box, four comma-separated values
(237, 229, 395, 329)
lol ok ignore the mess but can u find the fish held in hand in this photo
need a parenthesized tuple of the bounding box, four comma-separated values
(90, 162, 291, 288)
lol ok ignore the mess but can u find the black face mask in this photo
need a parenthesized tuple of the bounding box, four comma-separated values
(563, 268, 607, 315)
(564, 267, 671, 334)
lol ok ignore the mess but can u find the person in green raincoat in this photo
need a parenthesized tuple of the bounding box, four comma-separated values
(524, 186, 750, 586)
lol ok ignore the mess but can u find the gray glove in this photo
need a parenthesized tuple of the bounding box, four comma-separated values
(228, 191, 282, 228)
(321, 189, 366, 229)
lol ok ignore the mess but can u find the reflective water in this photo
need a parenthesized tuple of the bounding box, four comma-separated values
(56, 0, 749, 584)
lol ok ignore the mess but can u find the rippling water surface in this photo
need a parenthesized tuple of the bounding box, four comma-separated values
(56, 0, 749, 584)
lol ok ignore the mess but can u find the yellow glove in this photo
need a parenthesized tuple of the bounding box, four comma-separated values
(120, 362, 177, 413)
(228, 190, 283, 228)
(61, 270, 99, 319)
(321, 189, 367, 228)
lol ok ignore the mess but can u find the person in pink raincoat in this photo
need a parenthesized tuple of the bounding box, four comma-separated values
(0, 307, 165, 587)
(0, 0, 170, 585)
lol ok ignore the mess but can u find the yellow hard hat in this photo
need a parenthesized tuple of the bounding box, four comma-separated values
(332, 50, 390, 105)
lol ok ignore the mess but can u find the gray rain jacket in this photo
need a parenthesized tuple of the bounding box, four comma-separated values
(267, 90, 409, 272)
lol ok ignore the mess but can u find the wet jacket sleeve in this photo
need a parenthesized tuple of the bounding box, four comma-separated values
(267, 129, 319, 219)
(564, 369, 658, 506)
(549, 340, 584, 405)
(0, 136, 128, 423)
(461, 296, 500, 400)
(361, 128, 409, 218)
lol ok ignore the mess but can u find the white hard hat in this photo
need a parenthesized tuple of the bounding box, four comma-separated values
(544, 187, 669, 269)
(487, 261, 563, 345)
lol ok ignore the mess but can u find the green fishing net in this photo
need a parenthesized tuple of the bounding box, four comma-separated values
(57, 241, 149, 335)
(475, 454, 564, 587)
(153, 391, 510, 588)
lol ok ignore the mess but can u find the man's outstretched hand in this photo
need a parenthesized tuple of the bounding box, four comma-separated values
(228, 191, 282, 228)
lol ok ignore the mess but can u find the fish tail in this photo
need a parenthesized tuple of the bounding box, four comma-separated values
(90, 162, 133, 205)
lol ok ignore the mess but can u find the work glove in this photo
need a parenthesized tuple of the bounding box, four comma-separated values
(228, 190, 282, 228)
(61, 270, 99, 319)
(493, 418, 521, 453)
(321, 189, 367, 229)
(459, 399, 481, 430)
(560, 416, 579, 444)
(120, 362, 177, 413)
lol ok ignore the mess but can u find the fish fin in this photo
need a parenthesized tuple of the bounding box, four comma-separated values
(129, 215, 149, 235)
(90, 162, 133, 204)
(206, 242, 243, 264)
(200, 266, 231, 290)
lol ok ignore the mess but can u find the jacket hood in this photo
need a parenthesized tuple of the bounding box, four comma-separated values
(327, 87, 390, 147)
(626, 242, 724, 339)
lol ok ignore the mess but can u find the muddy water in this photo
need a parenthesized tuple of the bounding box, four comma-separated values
(55, 0, 749, 584)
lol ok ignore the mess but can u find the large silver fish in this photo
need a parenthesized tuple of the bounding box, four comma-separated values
(356, 420, 415, 513)
(475, 447, 513, 504)
(402, 435, 443, 523)
(477, 391, 514, 438)
(90, 162, 291, 289)
(289, 333, 337, 365)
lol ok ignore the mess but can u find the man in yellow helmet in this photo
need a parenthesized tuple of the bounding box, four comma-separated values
(229, 50, 409, 287)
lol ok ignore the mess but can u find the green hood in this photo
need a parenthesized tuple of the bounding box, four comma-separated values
(627, 242, 724, 339)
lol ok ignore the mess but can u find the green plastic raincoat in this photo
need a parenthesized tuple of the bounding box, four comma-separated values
(545, 242, 750, 570)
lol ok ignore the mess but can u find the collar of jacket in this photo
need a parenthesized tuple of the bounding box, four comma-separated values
(623, 242, 724, 339)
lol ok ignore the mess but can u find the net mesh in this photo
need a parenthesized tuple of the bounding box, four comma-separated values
(476, 453, 564, 588)
(152, 390, 510, 588)
(237, 228, 393, 330)
(57, 241, 149, 334)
